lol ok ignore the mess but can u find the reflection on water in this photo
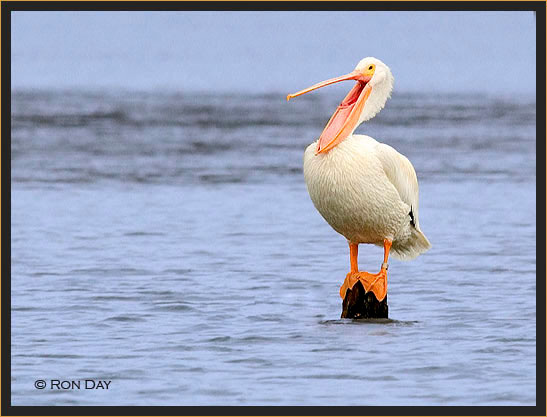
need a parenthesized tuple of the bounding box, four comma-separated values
(11, 90, 536, 406)
(320, 319, 420, 326)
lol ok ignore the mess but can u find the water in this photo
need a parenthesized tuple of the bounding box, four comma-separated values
(11, 89, 536, 405)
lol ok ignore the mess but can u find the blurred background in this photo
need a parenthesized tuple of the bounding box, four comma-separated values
(12, 11, 535, 93)
(11, 11, 537, 406)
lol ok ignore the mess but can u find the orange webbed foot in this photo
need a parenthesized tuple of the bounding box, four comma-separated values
(340, 266, 388, 301)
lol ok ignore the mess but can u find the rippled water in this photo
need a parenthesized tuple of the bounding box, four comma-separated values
(11, 90, 536, 405)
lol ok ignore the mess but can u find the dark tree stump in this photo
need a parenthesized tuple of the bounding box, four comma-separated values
(341, 281, 388, 319)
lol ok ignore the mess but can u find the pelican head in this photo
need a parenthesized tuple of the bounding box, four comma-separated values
(287, 57, 394, 154)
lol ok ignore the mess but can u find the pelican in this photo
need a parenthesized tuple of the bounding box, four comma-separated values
(287, 57, 431, 301)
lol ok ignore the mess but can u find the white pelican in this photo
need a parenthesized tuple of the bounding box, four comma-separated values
(287, 57, 431, 302)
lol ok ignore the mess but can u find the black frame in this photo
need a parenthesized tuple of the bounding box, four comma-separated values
(2, 2, 545, 415)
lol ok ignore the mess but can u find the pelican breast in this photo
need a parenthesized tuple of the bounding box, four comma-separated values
(303, 134, 412, 248)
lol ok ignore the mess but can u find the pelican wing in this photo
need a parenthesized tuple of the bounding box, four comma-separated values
(374, 143, 421, 229)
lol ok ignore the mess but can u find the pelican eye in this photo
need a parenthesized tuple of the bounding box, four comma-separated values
(368, 65, 373, 70)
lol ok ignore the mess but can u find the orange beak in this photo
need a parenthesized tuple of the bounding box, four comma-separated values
(287, 70, 372, 154)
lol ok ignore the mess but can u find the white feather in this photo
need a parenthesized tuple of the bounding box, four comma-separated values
(302, 57, 431, 261)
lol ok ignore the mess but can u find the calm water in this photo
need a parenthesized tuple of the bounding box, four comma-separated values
(11, 89, 536, 405)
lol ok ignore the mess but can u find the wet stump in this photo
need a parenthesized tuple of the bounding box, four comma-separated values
(341, 281, 388, 319)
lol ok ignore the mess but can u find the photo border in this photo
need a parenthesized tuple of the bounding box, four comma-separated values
(1, 1, 545, 415)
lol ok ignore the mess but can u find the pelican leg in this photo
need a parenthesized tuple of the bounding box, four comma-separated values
(340, 239, 392, 301)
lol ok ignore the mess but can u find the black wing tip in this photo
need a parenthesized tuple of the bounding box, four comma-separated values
(409, 206, 416, 227)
